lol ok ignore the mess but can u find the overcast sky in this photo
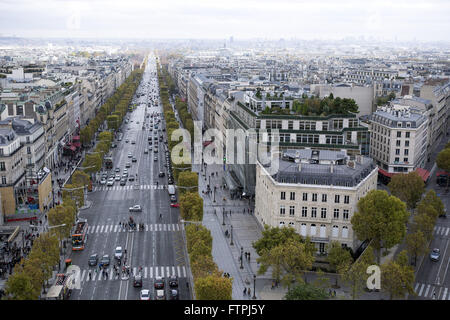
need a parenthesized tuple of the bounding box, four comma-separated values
(0, 0, 449, 41)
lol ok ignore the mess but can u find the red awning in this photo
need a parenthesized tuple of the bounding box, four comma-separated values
(73, 142, 81, 148)
(436, 171, 449, 177)
(415, 168, 431, 182)
(378, 168, 394, 178)
(69, 145, 76, 152)
(72, 135, 80, 141)
(203, 141, 213, 147)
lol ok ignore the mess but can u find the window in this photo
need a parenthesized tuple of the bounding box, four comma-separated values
(395, 149, 400, 155)
(406, 132, 410, 138)
(322, 194, 327, 202)
(335, 195, 340, 203)
(396, 140, 401, 146)
(320, 225, 326, 238)
(333, 208, 339, 219)
(404, 149, 409, 155)
(343, 209, 349, 220)
(312, 193, 317, 202)
(405, 140, 409, 147)
(310, 224, 317, 236)
(342, 226, 349, 238)
(1, 176, 6, 184)
(300, 223, 307, 236)
(288, 120, 293, 130)
(289, 206, 295, 216)
(27, 147, 31, 154)
(303, 193, 308, 201)
(311, 207, 317, 218)
(0, 162, 5, 171)
(395, 157, 400, 162)
(280, 206, 285, 215)
(279, 221, 285, 227)
(290, 192, 295, 201)
(344, 195, 349, 204)
(397, 132, 401, 138)
(288, 222, 295, 227)
(321, 208, 327, 219)
(281, 192, 286, 200)
(302, 207, 307, 217)
(404, 158, 408, 163)
(332, 225, 339, 237)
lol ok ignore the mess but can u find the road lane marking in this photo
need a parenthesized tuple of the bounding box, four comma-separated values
(414, 283, 420, 292)
(144, 267, 147, 279)
(114, 225, 118, 232)
(150, 266, 153, 278)
(177, 266, 181, 278)
(183, 266, 186, 277)
(155, 267, 159, 278)
(166, 266, 170, 277)
(172, 266, 175, 276)
(418, 283, 425, 296)
(446, 228, 449, 237)
(436, 226, 441, 234)
(441, 227, 446, 236)
(442, 288, 448, 300)
(424, 284, 431, 297)
(95, 225, 100, 233)
(100, 225, 104, 233)
(436, 239, 449, 285)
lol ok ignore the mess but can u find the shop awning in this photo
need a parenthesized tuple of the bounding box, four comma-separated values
(436, 171, 449, 177)
(72, 142, 81, 148)
(415, 168, 431, 182)
(72, 135, 80, 141)
(378, 168, 394, 178)
(69, 145, 76, 152)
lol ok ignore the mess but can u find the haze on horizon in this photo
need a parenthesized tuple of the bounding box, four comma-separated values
(0, 0, 449, 42)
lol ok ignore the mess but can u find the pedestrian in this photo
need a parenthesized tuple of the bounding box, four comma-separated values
(248, 287, 251, 297)
(248, 252, 251, 261)
(89, 270, 92, 280)
(329, 289, 332, 296)
(333, 290, 336, 297)
(243, 288, 247, 295)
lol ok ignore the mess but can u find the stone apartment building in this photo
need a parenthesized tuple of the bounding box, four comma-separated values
(255, 149, 378, 253)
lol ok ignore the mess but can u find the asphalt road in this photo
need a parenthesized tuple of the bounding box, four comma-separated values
(69, 54, 191, 300)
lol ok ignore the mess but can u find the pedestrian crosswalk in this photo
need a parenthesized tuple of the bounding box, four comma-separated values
(80, 265, 187, 283)
(414, 283, 450, 300)
(87, 223, 184, 234)
(93, 184, 167, 192)
(433, 226, 450, 237)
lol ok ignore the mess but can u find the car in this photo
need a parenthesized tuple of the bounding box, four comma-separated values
(100, 254, 110, 266)
(168, 177, 174, 184)
(109, 174, 115, 179)
(133, 274, 143, 287)
(115, 175, 121, 181)
(100, 178, 107, 185)
(168, 275, 178, 288)
(126, 162, 131, 168)
(132, 157, 137, 162)
(125, 139, 129, 143)
(107, 179, 114, 186)
(140, 289, 150, 300)
(122, 172, 129, 177)
(158, 172, 165, 177)
(131, 141, 136, 144)
(170, 195, 177, 202)
(169, 289, 179, 300)
(149, 145, 152, 150)
(154, 156, 158, 162)
(115, 168, 120, 172)
(129, 176, 135, 182)
(120, 178, 127, 186)
(430, 248, 440, 261)
(128, 153, 132, 158)
(88, 254, 98, 266)
(136, 121, 139, 124)
(154, 276, 164, 289)
(154, 148, 158, 153)
(101, 173, 108, 179)
(129, 205, 142, 212)
(111, 143, 117, 148)
(170, 203, 180, 208)
(114, 246, 123, 260)
(142, 126, 145, 130)
(144, 149, 148, 154)
(155, 289, 165, 300)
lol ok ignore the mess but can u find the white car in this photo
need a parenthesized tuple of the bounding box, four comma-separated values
(129, 205, 142, 212)
(107, 179, 114, 186)
(114, 246, 123, 259)
(140, 289, 150, 300)
(100, 178, 107, 185)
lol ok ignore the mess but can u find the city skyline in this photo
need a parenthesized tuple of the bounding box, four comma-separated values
(0, 0, 449, 42)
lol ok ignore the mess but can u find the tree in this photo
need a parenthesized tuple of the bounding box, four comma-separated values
(195, 275, 232, 300)
(82, 153, 102, 173)
(381, 250, 415, 300)
(177, 171, 198, 194)
(191, 255, 220, 279)
(107, 115, 120, 130)
(62, 183, 84, 207)
(327, 241, 354, 287)
(419, 190, 445, 218)
(284, 282, 329, 300)
(416, 201, 439, 221)
(253, 225, 304, 256)
(405, 231, 427, 266)
(3, 268, 39, 300)
(72, 170, 91, 188)
(186, 224, 212, 253)
(351, 190, 409, 263)
(257, 238, 314, 289)
(436, 148, 450, 188)
(179, 192, 203, 221)
(342, 246, 375, 300)
(410, 210, 435, 241)
(388, 171, 425, 210)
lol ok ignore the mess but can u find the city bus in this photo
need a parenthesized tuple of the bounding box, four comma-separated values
(104, 155, 113, 170)
(72, 219, 88, 251)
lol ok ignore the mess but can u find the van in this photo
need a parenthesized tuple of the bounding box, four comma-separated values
(168, 185, 175, 195)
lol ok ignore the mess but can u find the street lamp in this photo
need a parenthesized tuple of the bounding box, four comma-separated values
(240, 246, 244, 269)
(213, 186, 216, 203)
(222, 208, 225, 225)
(253, 274, 256, 299)
(230, 225, 234, 246)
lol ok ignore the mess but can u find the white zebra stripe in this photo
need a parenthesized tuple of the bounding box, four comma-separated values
(95, 225, 100, 233)
(133, 267, 137, 276)
(435, 226, 441, 234)
(100, 225, 104, 233)
(182, 266, 186, 277)
(166, 266, 170, 277)
(424, 284, 431, 297)
(144, 267, 148, 279)
(160, 266, 164, 278)
(177, 266, 181, 278)
(80, 270, 86, 282)
(149, 266, 153, 278)
(414, 283, 420, 292)
(442, 287, 448, 300)
(172, 266, 176, 277)
(114, 225, 118, 232)
(446, 228, 450, 237)
(418, 283, 425, 296)
(155, 267, 159, 278)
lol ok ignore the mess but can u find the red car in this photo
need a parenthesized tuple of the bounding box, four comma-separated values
(170, 203, 180, 208)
